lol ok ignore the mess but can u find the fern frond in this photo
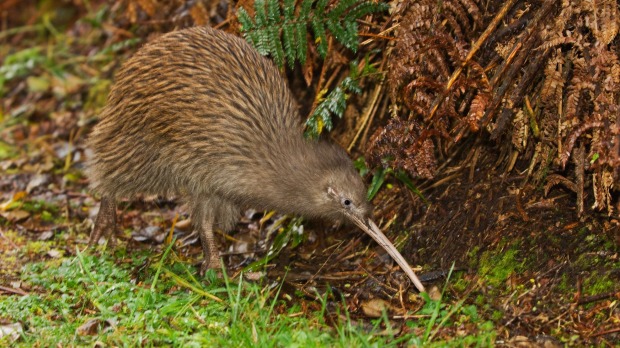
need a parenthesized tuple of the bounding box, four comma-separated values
(294, 22, 308, 63)
(237, 0, 387, 67)
(325, 20, 350, 49)
(238, 8, 259, 48)
(311, 17, 329, 57)
(282, 23, 296, 69)
(330, 0, 357, 20)
(347, 2, 389, 23)
(315, 0, 329, 14)
(237, 8, 253, 32)
(252, 0, 270, 56)
(283, 0, 295, 19)
(304, 58, 377, 138)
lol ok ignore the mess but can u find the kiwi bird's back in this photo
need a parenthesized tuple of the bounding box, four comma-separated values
(86, 26, 301, 200)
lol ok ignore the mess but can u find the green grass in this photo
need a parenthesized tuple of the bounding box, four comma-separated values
(0, 241, 498, 347)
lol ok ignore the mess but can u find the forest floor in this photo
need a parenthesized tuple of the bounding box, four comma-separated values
(1, 1, 619, 347)
(1, 114, 618, 346)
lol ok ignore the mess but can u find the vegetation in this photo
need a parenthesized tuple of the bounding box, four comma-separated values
(378, 0, 620, 215)
(238, 0, 388, 68)
(0, 247, 494, 346)
(1, 0, 618, 346)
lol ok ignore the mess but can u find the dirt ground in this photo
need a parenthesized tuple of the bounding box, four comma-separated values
(1, 1, 619, 345)
(5, 135, 618, 346)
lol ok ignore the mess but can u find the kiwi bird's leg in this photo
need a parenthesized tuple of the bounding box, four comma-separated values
(192, 199, 223, 274)
(198, 217, 222, 274)
(89, 196, 117, 247)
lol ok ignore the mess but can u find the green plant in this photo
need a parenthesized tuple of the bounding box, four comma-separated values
(243, 216, 305, 271)
(237, 0, 388, 68)
(403, 265, 496, 346)
(305, 58, 377, 138)
(478, 245, 522, 290)
(355, 156, 427, 203)
(0, 48, 47, 95)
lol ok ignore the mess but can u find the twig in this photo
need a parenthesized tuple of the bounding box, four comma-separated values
(392, 314, 432, 320)
(334, 238, 361, 263)
(577, 291, 620, 305)
(590, 327, 620, 338)
(576, 143, 585, 216)
(468, 146, 480, 182)
(515, 188, 529, 221)
(423, 173, 461, 191)
(0, 285, 27, 296)
(360, 24, 399, 46)
(213, 17, 232, 30)
(0, 230, 19, 249)
(165, 213, 179, 245)
(308, 37, 333, 114)
(347, 76, 385, 152)
(303, 239, 345, 286)
(360, 91, 388, 150)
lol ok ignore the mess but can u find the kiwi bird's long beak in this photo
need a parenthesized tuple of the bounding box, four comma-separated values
(346, 213, 426, 293)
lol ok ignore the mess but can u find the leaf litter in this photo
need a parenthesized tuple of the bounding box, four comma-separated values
(0, 0, 618, 346)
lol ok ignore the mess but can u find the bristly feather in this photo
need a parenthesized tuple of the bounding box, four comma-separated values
(87, 26, 367, 226)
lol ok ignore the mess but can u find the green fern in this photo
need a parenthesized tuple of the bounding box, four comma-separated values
(237, 0, 388, 68)
(304, 58, 377, 138)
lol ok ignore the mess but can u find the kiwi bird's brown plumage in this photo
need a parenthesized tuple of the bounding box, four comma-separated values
(87, 26, 425, 292)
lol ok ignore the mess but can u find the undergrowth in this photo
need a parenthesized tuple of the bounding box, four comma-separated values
(0, 248, 496, 347)
(237, 0, 388, 68)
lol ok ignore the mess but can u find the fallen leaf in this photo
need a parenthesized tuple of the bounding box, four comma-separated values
(243, 272, 264, 281)
(26, 174, 49, 193)
(47, 249, 63, 258)
(0, 322, 23, 342)
(508, 335, 536, 347)
(175, 218, 192, 230)
(361, 298, 391, 318)
(76, 318, 116, 336)
(0, 191, 26, 211)
(1, 209, 30, 222)
(76, 319, 102, 336)
(38, 231, 54, 240)
(26, 75, 51, 93)
(428, 286, 441, 301)
(52, 73, 83, 98)
(132, 226, 163, 243)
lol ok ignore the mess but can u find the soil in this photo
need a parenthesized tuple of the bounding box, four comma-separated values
(1, 1, 618, 345)
(2, 133, 619, 346)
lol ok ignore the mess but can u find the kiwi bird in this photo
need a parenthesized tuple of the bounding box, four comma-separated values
(86, 26, 425, 292)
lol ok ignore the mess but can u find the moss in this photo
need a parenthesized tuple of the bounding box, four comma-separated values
(491, 310, 503, 322)
(478, 246, 521, 289)
(474, 294, 485, 306)
(2, 230, 24, 243)
(452, 278, 470, 293)
(40, 210, 55, 223)
(582, 272, 616, 296)
(21, 200, 60, 215)
(22, 241, 52, 255)
(574, 252, 603, 269)
(467, 246, 480, 269)
(555, 273, 573, 294)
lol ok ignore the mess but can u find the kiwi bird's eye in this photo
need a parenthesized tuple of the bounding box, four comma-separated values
(343, 198, 352, 207)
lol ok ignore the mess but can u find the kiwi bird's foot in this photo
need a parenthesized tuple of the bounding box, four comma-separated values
(199, 257, 223, 277)
(193, 207, 223, 276)
(88, 197, 118, 247)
